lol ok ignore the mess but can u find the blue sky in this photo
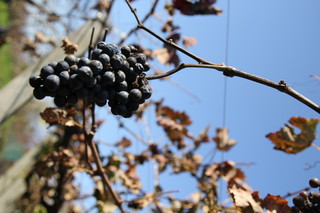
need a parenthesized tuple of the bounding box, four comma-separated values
(91, 0, 320, 208)
(26, 0, 320, 211)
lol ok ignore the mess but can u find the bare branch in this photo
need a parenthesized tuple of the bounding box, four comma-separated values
(123, 0, 320, 114)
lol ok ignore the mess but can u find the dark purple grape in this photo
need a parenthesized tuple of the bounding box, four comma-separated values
(29, 75, 43, 88)
(136, 53, 147, 64)
(98, 53, 110, 66)
(123, 111, 133, 118)
(103, 44, 119, 56)
(77, 57, 91, 67)
(89, 60, 103, 75)
(293, 195, 305, 207)
(64, 55, 78, 66)
(44, 89, 57, 97)
(85, 77, 97, 88)
(111, 106, 119, 115)
(59, 71, 70, 85)
(291, 206, 301, 213)
(126, 67, 137, 82)
(108, 99, 116, 108)
(91, 48, 102, 60)
(309, 178, 320, 188)
(107, 88, 117, 100)
(55, 61, 70, 73)
(44, 74, 60, 92)
(121, 45, 131, 58)
(69, 74, 84, 91)
(40, 65, 55, 78)
(127, 56, 137, 66)
(87, 90, 95, 100)
(95, 89, 109, 102)
(143, 61, 150, 71)
(127, 101, 139, 111)
(140, 84, 152, 99)
(129, 88, 142, 102)
(96, 100, 107, 107)
(115, 81, 128, 91)
(54, 96, 67, 107)
(121, 60, 130, 72)
(93, 83, 102, 93)
(96, 41, 107, 50)
(102, 71, 115, 86)
(69, 64, 78, 75)
(48, 61, 58, 69)
(117, 91, 129, 104)
(78, 66, 93, 82)
(115, 70, 126, 83)
(129, 45, 138, 53)
(111, 54, 124, 70)
(33, 87, 46, 100)
(133, 63, 144, 74)
(300, 191, 308, 200)
(116, 104, 128, 116)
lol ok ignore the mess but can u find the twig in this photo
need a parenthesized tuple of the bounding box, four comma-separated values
(282, 186, 311, 199)
(119, 0, 160, 45)
(124, 1, 320, 114)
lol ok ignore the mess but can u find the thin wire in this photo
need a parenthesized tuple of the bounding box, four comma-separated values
(220, 0, 231, 206)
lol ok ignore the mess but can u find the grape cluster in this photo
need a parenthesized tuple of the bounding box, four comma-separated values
(29, 42, 152, 118)
(291, 177, 320, 213)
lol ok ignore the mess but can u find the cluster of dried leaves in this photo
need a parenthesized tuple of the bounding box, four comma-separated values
(16, 98, 319, 212)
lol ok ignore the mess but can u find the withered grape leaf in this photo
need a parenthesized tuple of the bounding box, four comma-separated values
(213, 127, 237, 151)
(61, 37, 78, 54)
(40, 107, 67, 124)
(266, 117, 320, 154)
(182, 36, 197, 48)
(228, 185, 264, 213)
(262, 194, 291, 213)
(172, 0, 222, 16)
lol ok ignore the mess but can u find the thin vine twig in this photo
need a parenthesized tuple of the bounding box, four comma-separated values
(123, 1, 320, 114)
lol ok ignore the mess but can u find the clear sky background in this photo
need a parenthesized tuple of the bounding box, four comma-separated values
(88, 0, 320, 208)
(26, 0, 320, 211)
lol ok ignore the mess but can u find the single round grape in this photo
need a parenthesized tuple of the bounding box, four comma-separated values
(29, 75, 43, 88)
(122, 111, 133, 118)
(64, 55, 78, 66)
(133, 63, 144, 74)
(77, 57, 91, 67)
(102, 71, 115, 86)
(78, 66, 93, 82)
(33, 87, 46, 100)
(126, 67, 137, 82)
(48, 61, 58, 69)
(117, 91, 129, 104)
(96, 100, 107, 107)
(85, 77, 97, 88)
(69, 74, 84, 91)
(309, 178, 320, 188)
(129, 45, 138, 53)
(55, 61, 70, 73)
(108, 99, 116, 108)
(95, 89, 109, 102)
(136, 53, 147, 64)
(127, 101, 139, 111)
(110, 106, 118, 115)
(91, 48, 102, 60)
(300, 191, 309, 200)
(121, 45, 131, 58)
(129, 88, 142, 102)
(293, 195, 305, 207)
(103, 44, 119, 56)
(140, 84, 152, 99)
(67, 93, 78, 104)
(115, 81, 128, 91)
(121, 60, 130, 72)
(40, 65, 55, 78)
(93, 83, 102, 93)
(89, 60, 103, 76)
(44, 74, 60, 92)
(54, 96, 67, 108)
(127, 56, 137, 66)
(98, 53, 110, 65)
(96, 41, 107, 50)
(111, 54, 124, 70)
(116, 104, 128, 116)
(59, 71, 70, 85)
(143, 61, 151, 71)
(69, 64, 78, 75)
(115, 70, 126, 83)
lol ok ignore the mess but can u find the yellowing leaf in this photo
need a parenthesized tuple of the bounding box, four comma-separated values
(266, 117, 320, 154)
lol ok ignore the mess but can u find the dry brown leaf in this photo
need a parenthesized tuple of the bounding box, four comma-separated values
(40, 107, 67, 124)
(182, 36, 197, 48)
(213, 127, 237, 151)
(61, 37, 78, 54)
(262, 194, 291, 213)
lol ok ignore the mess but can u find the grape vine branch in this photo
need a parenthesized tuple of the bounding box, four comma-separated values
(124, 0, 320, 114)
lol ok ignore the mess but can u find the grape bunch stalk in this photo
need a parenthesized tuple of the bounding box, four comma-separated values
(291, 177, 320, 213)
(29, 42, 153, 118)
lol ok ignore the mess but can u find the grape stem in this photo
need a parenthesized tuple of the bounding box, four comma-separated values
(82, 102, 125, 213)
(124, 0, 320, 114)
